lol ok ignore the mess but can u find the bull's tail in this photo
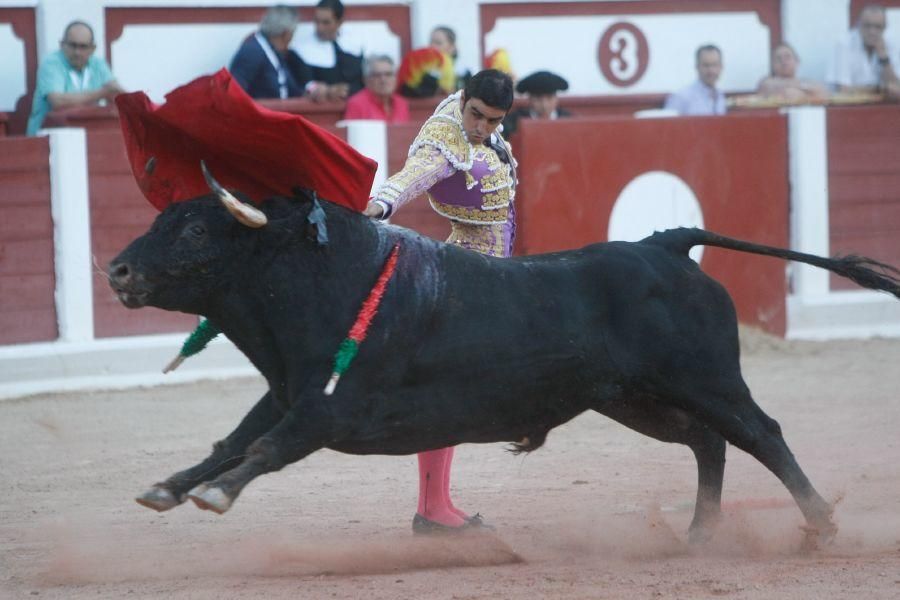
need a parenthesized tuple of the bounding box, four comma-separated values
(645, 227, 900, 299)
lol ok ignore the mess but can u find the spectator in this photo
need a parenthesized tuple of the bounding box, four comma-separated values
(502, 70, 571, 137)
(294, 0, 364, 102)
(230, 5, 312, 100)
(827, 4, 900, 98)
(26, 20, 124, 135)
(758, 43, 828, 102)
(343, 55, 409, 123)
(664, 44, 726, 116)
(429, 25, 471, 90)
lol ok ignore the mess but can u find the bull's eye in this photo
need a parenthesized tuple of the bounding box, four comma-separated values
(188, 224, 206, 238)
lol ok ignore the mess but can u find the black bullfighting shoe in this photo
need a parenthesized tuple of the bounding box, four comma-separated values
(412, 513, 494, 534)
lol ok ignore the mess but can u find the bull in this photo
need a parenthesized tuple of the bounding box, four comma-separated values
(108, 173, 900, 545)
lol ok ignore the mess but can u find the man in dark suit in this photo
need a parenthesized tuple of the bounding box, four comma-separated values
(230, 5, 312, 100)
(502, 70, 571, 137)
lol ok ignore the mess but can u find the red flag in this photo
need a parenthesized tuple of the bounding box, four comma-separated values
(116, 68, 376, 212)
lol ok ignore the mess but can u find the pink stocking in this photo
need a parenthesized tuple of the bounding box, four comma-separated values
(442, 446, 469, 520)
(416, 447, 466, 527)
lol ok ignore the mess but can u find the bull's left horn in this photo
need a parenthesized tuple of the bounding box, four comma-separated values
(200, 161, 267, 228)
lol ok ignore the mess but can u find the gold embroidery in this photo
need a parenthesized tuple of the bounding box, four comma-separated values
(412, 119, 471, 168)
(481, 188, 510, 210)
(447, 222, 507, 257)
(374, 146, 448, 208)
(429, 194, 510, 224)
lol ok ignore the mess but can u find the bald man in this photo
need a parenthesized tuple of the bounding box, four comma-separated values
(27, 20, 124, 135)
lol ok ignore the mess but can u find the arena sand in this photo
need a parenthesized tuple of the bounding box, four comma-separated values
(1, 328, 899, 599)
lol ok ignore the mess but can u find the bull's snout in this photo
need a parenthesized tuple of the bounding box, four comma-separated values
(108, 260, 132, 287)
(108, 259, 149, 308)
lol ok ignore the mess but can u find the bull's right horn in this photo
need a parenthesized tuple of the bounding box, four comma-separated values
(200, 161, 267, 228)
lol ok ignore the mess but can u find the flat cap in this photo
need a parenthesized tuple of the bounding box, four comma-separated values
(516, 70, 568, 95)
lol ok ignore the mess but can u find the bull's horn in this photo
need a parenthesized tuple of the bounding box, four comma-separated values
(200, 161, 267, 228)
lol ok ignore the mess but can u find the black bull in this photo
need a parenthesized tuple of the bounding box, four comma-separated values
(108, 187, 900, 544)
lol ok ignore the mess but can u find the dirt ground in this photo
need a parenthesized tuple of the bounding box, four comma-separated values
(2, 329, 900, 599)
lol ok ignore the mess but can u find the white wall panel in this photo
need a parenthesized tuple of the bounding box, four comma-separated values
(486, 12, 770, 94)
(0, 23, 26, 111)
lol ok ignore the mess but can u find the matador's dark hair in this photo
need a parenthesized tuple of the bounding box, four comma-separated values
(463, 69, 514, 112)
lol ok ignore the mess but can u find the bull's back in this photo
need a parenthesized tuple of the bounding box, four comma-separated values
(432, 238, 742, 384)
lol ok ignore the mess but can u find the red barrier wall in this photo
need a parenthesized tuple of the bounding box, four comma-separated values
(0, 136, 57, 344)
(826, 105, 900, 291)
(514, 114, 790, 335)
(87, 130, 198, 338)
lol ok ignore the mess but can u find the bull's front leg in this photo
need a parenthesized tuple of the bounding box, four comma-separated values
(186, 394, 332, 514)
(136, 391, 284, 512)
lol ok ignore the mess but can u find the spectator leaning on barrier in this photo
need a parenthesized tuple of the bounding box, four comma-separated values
(343, 55, 409, 123)
(295, 0, 364, 102)
(502, 70, 571, 137)
(26, 20, 124, 135)
(827, 4, 900, 99)
(230, 5, 312, 100)
(757, 43, 828, 102)
(664, 44, 726, 116)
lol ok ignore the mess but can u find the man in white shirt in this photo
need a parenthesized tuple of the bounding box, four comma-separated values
(827, 4, 900, 99)
(293, 0, 364, 102)
(664, 45, 727, 116)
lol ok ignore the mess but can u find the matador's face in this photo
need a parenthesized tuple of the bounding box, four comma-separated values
(460, 95, 506, 146)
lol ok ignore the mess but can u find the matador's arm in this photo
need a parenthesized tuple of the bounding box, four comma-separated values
(371, 145, 456, 218)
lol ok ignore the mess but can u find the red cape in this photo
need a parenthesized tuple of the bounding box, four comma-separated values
(116, 69, 376, 212)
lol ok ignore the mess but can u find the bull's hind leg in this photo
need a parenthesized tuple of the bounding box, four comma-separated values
(598, 400, 726, 543)
(136, 391, 283, 512)
(187, 400, 329, 514)
(685, 382, 836, 544)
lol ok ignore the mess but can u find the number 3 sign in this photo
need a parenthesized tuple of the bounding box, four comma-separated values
(598, 22, 649, 87)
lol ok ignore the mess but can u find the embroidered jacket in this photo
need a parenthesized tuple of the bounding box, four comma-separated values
(372, 91, 516, 226)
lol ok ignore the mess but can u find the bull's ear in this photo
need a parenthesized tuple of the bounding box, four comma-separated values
(306, 193, 328, 245)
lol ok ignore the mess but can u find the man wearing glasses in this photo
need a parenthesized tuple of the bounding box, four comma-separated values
(343, 55, 409, 123)
(27, 21, 124, 135)
(827, 4, 900, 99)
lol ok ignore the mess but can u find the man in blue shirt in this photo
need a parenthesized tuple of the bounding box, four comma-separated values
(27, 21, 123, 135)
(230, 5, 312, 100)
(664, 45, 727, 116)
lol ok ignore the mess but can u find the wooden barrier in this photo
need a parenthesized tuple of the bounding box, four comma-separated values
(0, 136, 57, 344)
(16, 102, 900, 342)
(86, 129, 198, 338)
(42, 93, 663, 135)
(513, 114, 790, 335)
(826, 105, 900, 291)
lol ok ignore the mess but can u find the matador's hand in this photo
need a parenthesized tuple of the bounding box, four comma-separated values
(363, 201, 385, 218)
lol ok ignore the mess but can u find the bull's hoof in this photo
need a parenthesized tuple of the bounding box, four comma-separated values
(135, 485, 182, 512)
(799, 522, 838, 552)
(687, 525, 715, 545)
(187, 485, 232, 514)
